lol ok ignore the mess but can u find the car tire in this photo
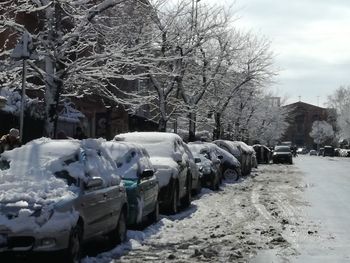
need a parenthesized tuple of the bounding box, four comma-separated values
(109, 210, 127, 245)
(182, 175, 192, 208)
(149, 199, 160, 223)
(223, 168, 239, 182)
(168, 183, 179, 215)
(66, 224, 82, 263)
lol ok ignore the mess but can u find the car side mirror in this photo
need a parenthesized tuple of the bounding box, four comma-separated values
(140, 169, 154, 179)
(85, 177, 104, 189)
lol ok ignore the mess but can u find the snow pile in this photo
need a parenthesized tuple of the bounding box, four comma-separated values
(0, 138, 81, 203)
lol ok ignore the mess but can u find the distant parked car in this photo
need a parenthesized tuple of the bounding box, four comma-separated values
(323, 146, 335, 157)
(189, 142, 241, 182)
(103, 141, 159, 226)
(0, 138, 128, 262)
(318, 148, 325, 156)
(215, 140, 253, 176)
(273, 145, 293, 164)
(188, 145, 221, 190)
(253, 144, 272, 164)
(297, 147, 308, 154)
(309, 149, 317, 156)
(114, 132, 192, 214)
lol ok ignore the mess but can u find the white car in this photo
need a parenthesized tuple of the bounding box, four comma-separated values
(115, 132, 192, 214)
(0, 138, 127, 262)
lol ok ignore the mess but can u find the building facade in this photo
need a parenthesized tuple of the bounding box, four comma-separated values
(282, 101, 335, 149)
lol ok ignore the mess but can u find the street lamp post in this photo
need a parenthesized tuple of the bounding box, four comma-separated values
(11, 32, 36, 141)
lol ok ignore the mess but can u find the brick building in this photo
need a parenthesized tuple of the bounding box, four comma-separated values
(282, 101, 336, 149)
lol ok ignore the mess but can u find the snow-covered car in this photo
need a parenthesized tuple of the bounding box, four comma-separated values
(183, 143, 201, 195)
(102, 141, 159, 226)
(0, 138, 128, 262)
(297, 147, 308, 154)
(189, 142, 241, 182)
(114, 132, 192, 214)
(309, 149, 317, 156)
(273, 145, 293, 164)
(192, 153, 221, 190)
(215, 140, 254, 176)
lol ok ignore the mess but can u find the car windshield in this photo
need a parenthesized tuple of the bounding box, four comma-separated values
(275, 146, 291, 152)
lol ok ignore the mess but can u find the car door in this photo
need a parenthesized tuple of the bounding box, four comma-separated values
(79, 149, 121, 239)
(138, 148, 158, 215)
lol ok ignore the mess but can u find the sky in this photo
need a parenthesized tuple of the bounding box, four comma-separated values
(213, 0, 350, 107)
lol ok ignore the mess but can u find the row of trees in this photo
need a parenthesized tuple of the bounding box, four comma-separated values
(0, 0, 288, 143)
(327, 86, 350, 144)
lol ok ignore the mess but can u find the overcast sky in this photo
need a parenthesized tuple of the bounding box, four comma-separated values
(213, 0, 350, 107)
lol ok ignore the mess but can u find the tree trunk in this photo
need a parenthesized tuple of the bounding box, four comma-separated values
(159, 118, 167, 132)
(188, 111, 196, 142)
(213, 112, 221, 140)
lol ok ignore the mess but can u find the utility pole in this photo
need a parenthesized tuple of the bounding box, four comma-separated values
(11, 32, 36, 142)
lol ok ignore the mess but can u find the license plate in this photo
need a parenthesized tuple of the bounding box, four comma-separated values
(0, 234, 7, 247)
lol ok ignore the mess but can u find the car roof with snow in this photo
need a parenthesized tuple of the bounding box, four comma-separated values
(214, 140, 242, 157)
(102, 141, 153, 180)
(114, 132, 183, 158)
(189, 141, 240, 167)
(0, 138, 120, 205)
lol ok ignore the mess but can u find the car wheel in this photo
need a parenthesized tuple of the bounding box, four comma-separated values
(149, 199, 160, 223)
(66, 225, 82, 263)
(168, 184, 179, 215)
(223, 168, 239, 182)
(182, 176, 192, 208)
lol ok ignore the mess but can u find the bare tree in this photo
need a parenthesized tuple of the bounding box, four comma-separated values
(327, 86, 350, 140)
(1, 0, 155, 136)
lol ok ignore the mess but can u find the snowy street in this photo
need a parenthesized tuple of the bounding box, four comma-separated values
(79, 155, 350, 263)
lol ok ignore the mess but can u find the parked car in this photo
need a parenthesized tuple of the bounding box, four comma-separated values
(273, 145, 293, 164)
(114, 132, 192, 214)
(189, 142, 241, 182)
(297, 147, 308, 155)
(102, 141, 159, 226)
(182, 143, 202, 195)
(323, 145, 335, 157)
(0, 138, 128, 262)
(253, 144, 272, 164)
(309, 149, 317, 156)
(318, 147, 325, 156)
(214, 140, 253, 176)
(188, 144, 221, 190)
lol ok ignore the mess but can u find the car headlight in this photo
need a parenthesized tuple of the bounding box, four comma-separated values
(32, 207, 54, 226)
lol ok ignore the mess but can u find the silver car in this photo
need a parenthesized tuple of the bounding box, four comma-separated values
(0, 138, 128, 262)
